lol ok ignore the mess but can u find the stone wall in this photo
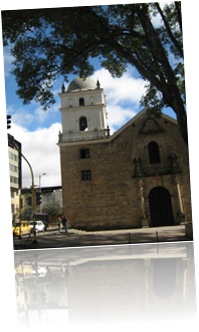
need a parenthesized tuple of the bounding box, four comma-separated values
(59, 111, 192, 230)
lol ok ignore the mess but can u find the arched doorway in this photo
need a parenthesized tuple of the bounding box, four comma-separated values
(149, 187, 174, 227)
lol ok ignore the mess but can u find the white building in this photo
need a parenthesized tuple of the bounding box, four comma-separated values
(8, 134, 22, 221)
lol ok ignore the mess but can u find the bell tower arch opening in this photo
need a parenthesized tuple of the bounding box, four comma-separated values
(79, 97, 85, 106)
(79, 116, 88, 131)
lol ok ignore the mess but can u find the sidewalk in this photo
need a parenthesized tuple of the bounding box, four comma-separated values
(13, 224, 192, 250)
(70, 224, 191, 244)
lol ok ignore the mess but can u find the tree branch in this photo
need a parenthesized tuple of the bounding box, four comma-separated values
(155, 2, 183, 57)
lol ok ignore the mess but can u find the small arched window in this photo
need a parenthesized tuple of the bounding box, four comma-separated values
(79, 97, 85, 106)
(79, 116, 87, 131)
(148, 141, 161, 164)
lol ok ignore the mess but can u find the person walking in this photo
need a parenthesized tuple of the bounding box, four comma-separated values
(61, 214, 68, 234)
(57, 216, 62, 234)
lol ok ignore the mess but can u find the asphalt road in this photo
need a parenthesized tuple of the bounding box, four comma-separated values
(13, 224, 192, 250)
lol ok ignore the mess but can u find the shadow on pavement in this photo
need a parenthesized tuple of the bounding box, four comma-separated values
(13, 225, 191, 250)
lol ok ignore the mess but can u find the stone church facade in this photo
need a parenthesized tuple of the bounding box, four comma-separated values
(58, 77, 192, 230)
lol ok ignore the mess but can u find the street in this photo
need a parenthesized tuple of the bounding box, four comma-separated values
(13, 224, 192, 250)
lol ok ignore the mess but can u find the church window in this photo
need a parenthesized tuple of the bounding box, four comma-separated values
(148, 141, 161, 164)
(79, 97, 85, 106)
(79, 116, 88, 131)
(80, 149, 90, 159)
(81, 170, 92, 181)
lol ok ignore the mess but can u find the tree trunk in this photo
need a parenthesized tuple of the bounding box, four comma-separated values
(162, 85, 188, 146)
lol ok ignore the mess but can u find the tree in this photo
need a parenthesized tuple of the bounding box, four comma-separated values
(20, 194, 32, 220)
(20, 206, 32, 221)
(42, 198, 62, 216)
(1, 2, 188, 144)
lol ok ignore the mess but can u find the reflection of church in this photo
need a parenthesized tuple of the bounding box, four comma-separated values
(58, 77, 192, 230)
(14, 243, 196, 327)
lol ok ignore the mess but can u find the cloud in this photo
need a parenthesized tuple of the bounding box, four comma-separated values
(34, 102, 60, 125)
(3, 47, 14, 77)
(8, 106, 35, 127)
(107, 105, 136, 134)
(10, 122, 62, 188)
(91, 67, 146, 132)
(7, 100, 61, 130)
(92, 67, 146, 105)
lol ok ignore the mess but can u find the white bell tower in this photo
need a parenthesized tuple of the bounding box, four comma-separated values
(59, 76, 109, 142)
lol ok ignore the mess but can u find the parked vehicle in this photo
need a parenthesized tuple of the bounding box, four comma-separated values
(30, 220, 46, 232)
(12, 221, 30, 237)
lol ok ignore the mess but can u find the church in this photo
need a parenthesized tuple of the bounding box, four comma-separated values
(57, 76, 192, 231)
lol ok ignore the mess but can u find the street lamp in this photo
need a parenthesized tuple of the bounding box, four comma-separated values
(39, 173, 46, 213)
(39, 173, 46, 191)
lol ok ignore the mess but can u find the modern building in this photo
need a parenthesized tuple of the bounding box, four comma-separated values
(58, 77, 192, 231)
(8, 134, 22, 221)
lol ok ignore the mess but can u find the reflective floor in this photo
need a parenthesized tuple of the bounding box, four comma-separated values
(14, 241, 196, 328)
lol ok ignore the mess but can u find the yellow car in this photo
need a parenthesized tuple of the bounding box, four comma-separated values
(12, 221, 31, 237)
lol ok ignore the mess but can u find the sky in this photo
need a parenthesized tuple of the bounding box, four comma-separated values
(2, 2, 179, 190)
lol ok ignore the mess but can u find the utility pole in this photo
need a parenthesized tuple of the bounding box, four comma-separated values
(39, 173, 46, 213)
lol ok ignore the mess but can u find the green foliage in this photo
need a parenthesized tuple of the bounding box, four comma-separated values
(20, 206, 32, 221)
(42, 197, 62, 216)
(26, 194, 32, 207)
(1, 2, 187, 143)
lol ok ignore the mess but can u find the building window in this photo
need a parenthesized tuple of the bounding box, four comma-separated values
(80, 149, 90, 159)
(79, 116, 88, 131)
(79, 97, 85, 106)
(81, 170, 92, 181)
(9, 151, 19, 162)
(9, 164, 19, 172)
(148, 141, 161, 164)
(10, 175, 19, 184)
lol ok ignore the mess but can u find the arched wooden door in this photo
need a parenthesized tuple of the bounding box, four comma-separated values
(149, 187, 174, 227)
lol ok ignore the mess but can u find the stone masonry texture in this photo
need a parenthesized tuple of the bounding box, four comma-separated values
(59, 110, 192, 230)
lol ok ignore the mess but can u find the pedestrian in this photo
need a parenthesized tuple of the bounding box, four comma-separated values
(57, 216, 62, 234)
(61, 214, 68, 234)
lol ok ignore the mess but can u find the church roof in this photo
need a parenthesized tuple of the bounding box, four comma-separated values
(110, 108, 178, 142)
(67, 76, 97, 92)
